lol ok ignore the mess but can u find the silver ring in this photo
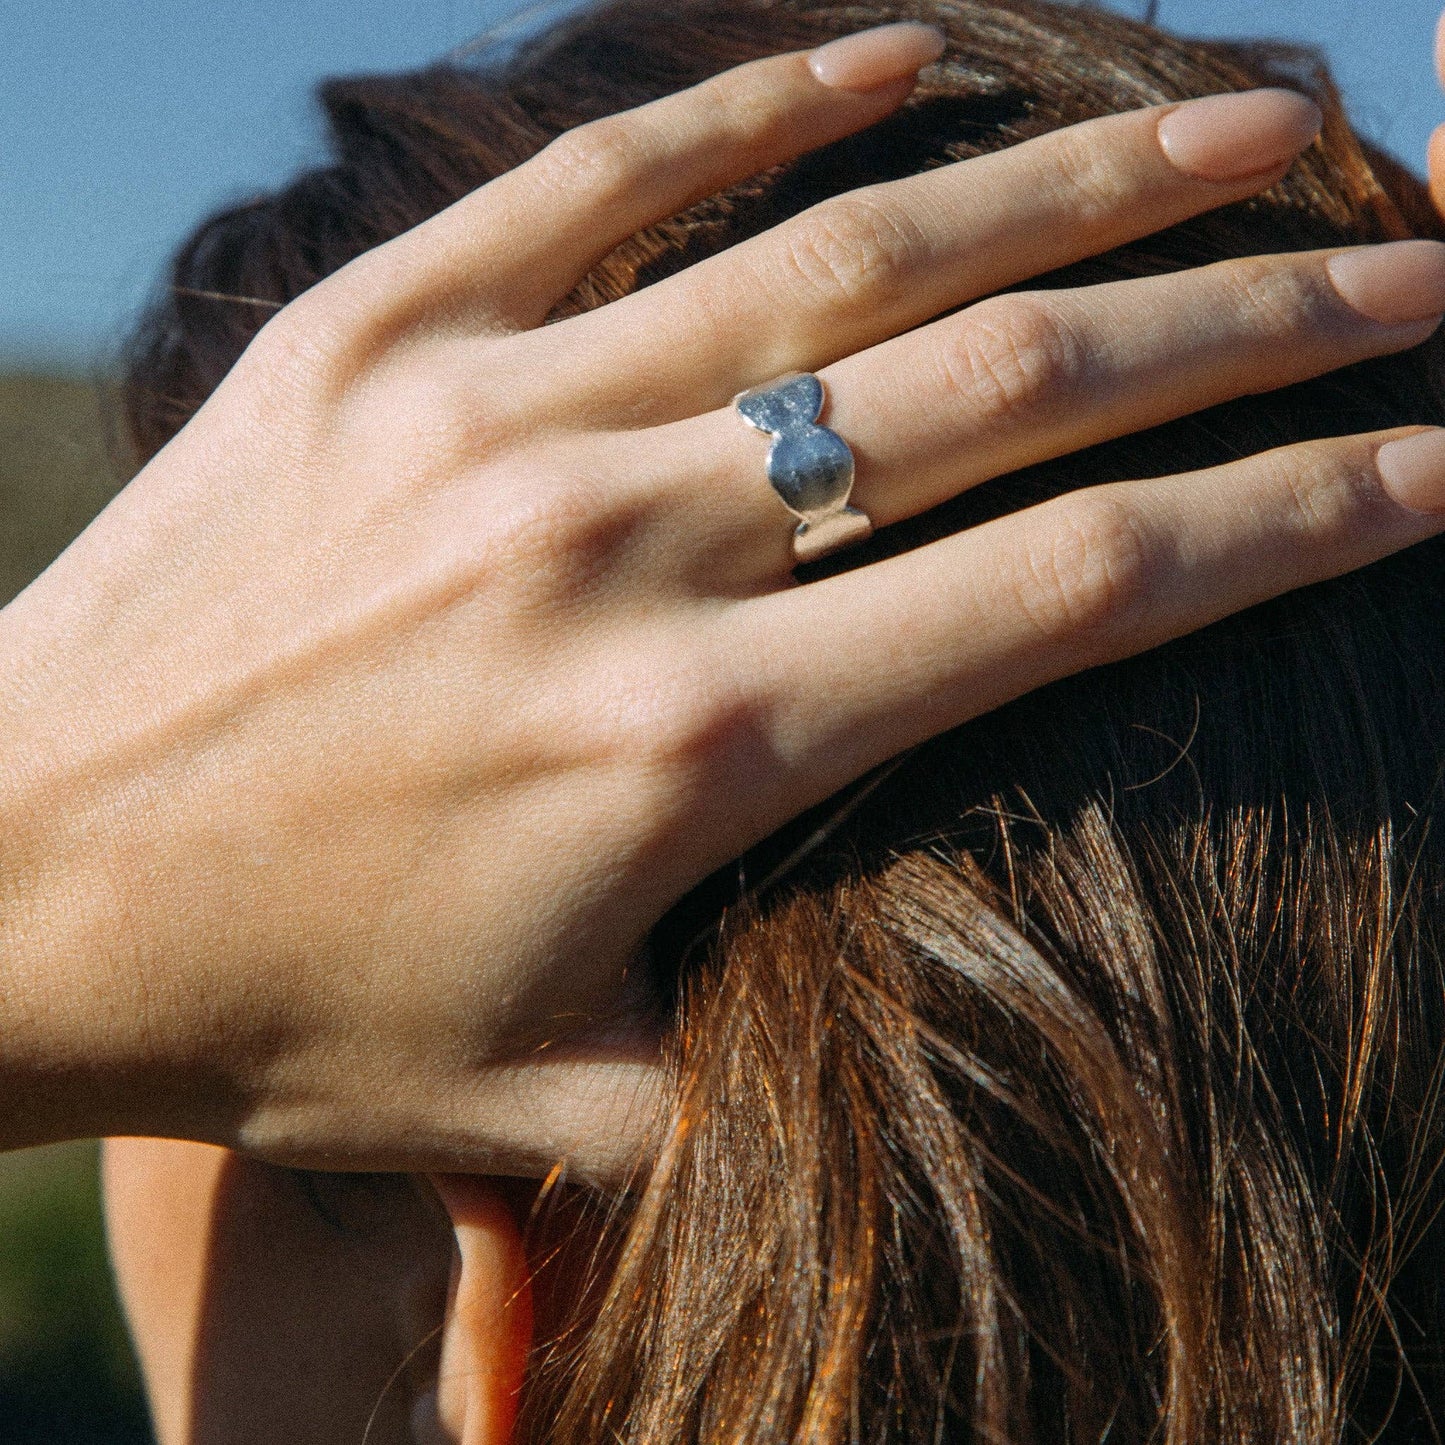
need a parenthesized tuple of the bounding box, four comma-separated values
(734, 372, 873, 564)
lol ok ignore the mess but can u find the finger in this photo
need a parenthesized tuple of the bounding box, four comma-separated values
(359, 27, 945, 332)
(646, 240, 1445, 587)
(740, 428, 1445, 806)
(1430, 124, 1445, 220)
(543, 88, 1323, 419)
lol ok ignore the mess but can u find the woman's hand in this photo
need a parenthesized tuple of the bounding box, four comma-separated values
(4, 27, 1445, 1178)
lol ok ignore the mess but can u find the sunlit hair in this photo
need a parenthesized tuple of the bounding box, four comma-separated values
(122, 2, 1445, 1439)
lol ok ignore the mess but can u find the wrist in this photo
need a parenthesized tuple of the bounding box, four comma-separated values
(0, 661, 222, 1151)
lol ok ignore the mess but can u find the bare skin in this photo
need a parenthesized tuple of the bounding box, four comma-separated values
(104, 1143, 522, 1445)
(75, 16, 1445, 1445)
(4, 33, 1445, 1186)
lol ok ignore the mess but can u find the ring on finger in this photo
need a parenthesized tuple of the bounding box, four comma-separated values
(735, 372, 873, 564)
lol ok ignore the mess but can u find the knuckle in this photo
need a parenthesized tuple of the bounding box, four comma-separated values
(537, 117, 650, 202)
(1014, 492, 1160, 641)
(311, 331, 530, 480)
(1259, 449, 1325, 536)
(696, 64, 779, 142)
(495, 664, 752, 858)
(571, 639, 766, 807)
(236, 258, 425, 405)
(942, 296, 1082, 426)
(778, 193, 924, 308)
(484, 479, 642, 603)
(644, 664, 757, 775)
(240, 298, 341, 390)
(224, 305, 355, 439)
(1034, 126, 1133, 228)
(1264, 443, 1379, 540)
(1217, 257, 1319, 337)
(630, 663, 774, 806)
(357, 364, 503, 471)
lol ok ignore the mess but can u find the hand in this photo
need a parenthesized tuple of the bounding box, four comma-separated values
(3, 32, 1444, 1178)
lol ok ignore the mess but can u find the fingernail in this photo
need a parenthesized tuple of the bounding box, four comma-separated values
(1377, 430, 1445, 513)
(1158, 89, 1323, 182)
(808, 22, 947, 92)
(1328, 240, 1445, 326)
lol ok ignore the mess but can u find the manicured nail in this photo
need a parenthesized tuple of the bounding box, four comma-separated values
(1327, 241, 1445, 326)
(1158, 89, 1323, 182)
(808, 22, 947, 92)
(1377, 430, 1445, 513)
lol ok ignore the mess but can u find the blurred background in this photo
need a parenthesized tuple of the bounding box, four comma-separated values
(1, 0, 1440, 1439)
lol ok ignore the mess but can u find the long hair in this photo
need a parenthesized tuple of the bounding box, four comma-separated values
(121, 3, 1445, 1440)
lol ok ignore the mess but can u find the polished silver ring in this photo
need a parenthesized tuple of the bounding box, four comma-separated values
(734, 372, 873, 564)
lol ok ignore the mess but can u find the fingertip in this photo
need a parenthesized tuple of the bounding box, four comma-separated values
(808, 21, 947, 93)
(1435, 9, 1445, 88)
(1325, 240, 1445, 327)
(1428, 124, 1445, 217)
(1377, 428, 1445, 515)
(1157, 89, 1322, 184)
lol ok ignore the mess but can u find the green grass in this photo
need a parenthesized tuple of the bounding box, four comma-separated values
(0, 375, 152, 1440)
(0, 373, 124, 605)
(0, 1145, 151, 1443)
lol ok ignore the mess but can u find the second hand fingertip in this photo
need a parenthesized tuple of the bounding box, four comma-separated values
(808, 21, 947, 93)
(1428, 123, 1445, 200)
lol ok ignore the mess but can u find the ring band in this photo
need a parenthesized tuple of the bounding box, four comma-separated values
(734, 372, 873, 564)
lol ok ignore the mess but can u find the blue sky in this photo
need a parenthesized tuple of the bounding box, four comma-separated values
(2, 0, 1440, 370)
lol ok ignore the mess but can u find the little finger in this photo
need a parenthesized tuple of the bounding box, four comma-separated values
(739, 427, 1445, 809)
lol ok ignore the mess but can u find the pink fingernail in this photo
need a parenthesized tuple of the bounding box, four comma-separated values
(1157, 89, 1323, 182)
(1377, 430, 1445, 514)
(808, 22, 947, 93)
(1327, 241, 1445, 327)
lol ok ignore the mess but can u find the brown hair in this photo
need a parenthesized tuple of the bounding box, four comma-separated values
(121, 2, 1445, 1440)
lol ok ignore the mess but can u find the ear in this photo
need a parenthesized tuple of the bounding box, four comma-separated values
(416, 1175, 533, 1445)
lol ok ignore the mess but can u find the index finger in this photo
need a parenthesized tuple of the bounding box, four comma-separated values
(367, 25, 946, 331)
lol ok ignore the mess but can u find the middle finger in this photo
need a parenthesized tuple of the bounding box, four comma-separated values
(638, 239, 1445, 588)
(539, 89, 1324, 423)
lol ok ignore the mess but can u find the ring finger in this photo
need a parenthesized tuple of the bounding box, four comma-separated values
(639, 239, 1445, 587)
